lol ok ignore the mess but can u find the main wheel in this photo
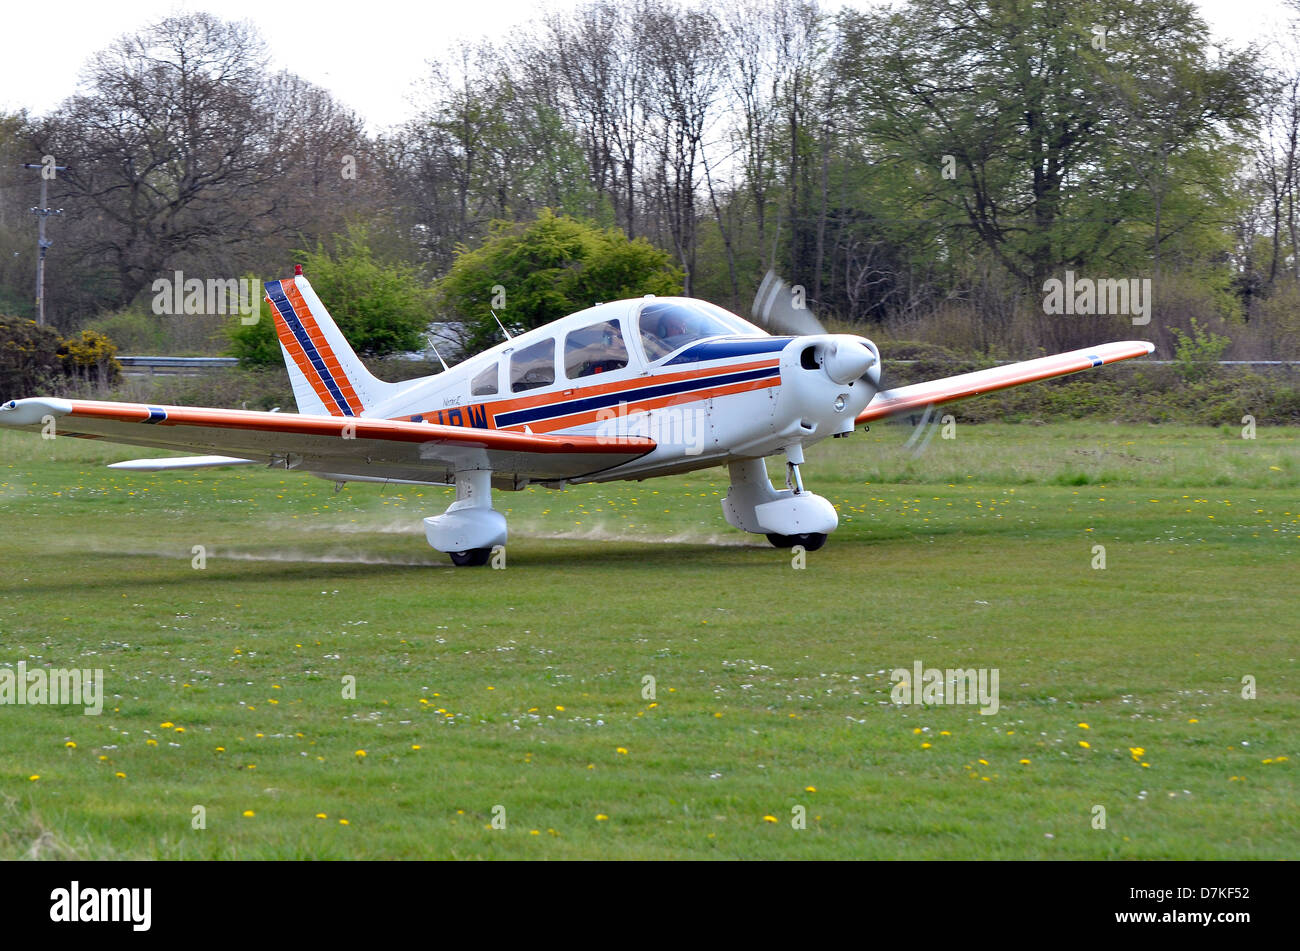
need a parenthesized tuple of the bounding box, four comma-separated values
(765, 532, 828, 551)
(448, 547, 493, 567)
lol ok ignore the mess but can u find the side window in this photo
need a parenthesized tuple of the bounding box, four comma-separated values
(565, 319, 629, 379)
(510, 338, 555, 392)
(470, 363, 498, 396)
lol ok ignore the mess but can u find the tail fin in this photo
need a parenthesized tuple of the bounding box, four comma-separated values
(263, 271, 400, 417)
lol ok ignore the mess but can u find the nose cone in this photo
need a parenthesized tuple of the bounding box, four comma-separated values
(821, 337, 877, 385)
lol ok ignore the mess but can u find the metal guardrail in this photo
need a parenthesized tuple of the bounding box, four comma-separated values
(117, 356, 239, 375)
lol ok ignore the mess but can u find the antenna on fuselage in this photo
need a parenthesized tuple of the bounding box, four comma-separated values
(429, 342, 450, 373)
(490, 310, 513, 341)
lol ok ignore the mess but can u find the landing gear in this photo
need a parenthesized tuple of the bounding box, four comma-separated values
(721, 449, 838, 547)
(424, 468, 508, 567)
(448, 548, 493, 567)
(765, 532, 828, 551)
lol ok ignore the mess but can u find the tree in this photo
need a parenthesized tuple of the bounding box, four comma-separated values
(30, 14, 282, 319)
(436, 209, 683, 355)
(229, 230, 433, 366)
(834, 0, 1256, 287)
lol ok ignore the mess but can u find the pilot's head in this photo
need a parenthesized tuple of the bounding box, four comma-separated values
(659, 313, 688, 338)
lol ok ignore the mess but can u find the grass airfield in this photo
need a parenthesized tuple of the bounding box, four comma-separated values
(0, 421, 1295, 859)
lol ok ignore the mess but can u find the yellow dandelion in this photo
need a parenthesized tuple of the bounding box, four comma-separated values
(1019, 759, 1031, 765)
(555, 705, 565, 712)
(98, 755, 108, 761)
(160, 722, 174, 728)
(763, 815, 778, 823)
(242, 810, 255, 818)
(805, 786, 817, 793)
(616, 747, 628, 755)
(1188, 718, 1199, 724)
(355, 750, 366, 758)
(411, 745, 421, 751)
(714, 712, 723, 718)
(339, 819, 349, 825)
(1078, 723, 1089, 729)
(175, 727, 185, 733)
(216, 747, 225, 752)
(529, 829, 540, 835)
(595, 813, 609, 821)
(978, 758, 989, 765)
(146, 739, 157, 747)
(28, 775, 39, 781)
(114, 772, 126, 778)
(921, 742, 932, 749)
(64, 741, 76, 749)
(1079, 741, 1090, 748)
(316, 813, 327, 819)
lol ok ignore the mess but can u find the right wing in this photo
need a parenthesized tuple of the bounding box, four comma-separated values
(856, 341, 1154, 424)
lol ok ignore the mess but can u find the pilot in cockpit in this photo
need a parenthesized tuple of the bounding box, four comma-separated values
(656, 311, 694, 350)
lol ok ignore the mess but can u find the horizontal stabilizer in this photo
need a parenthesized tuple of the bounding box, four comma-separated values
(108, 455, 256, 471)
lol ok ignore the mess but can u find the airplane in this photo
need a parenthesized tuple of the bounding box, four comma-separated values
(0, 266, 1154, 565)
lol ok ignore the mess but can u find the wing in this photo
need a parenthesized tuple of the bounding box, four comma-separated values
(0, 397, 654, 485)
(856, 341, 1154, 425)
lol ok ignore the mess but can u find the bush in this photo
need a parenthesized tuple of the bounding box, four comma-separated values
(231, 232, 434, 366)
(59, 328, 121, 385)
(0, 317, 121, 394)
(1169, 317, 1231, 382)
(0, 317, 65, 395)
(436, 209, 684, 356)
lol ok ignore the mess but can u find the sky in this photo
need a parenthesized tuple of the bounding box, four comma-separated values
(0, 0, 1291, 131)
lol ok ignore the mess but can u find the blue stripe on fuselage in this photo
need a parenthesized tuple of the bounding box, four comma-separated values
(492, 364, 780, 429)
(663, 337, 792, 365)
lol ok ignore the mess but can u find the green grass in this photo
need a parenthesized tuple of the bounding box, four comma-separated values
(0, 421, 1295, 859)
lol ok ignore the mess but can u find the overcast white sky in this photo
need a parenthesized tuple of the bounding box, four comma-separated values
(0, 0, 1290, 131)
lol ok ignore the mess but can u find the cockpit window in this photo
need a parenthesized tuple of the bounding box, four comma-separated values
(510, 338, 556, 392)
(565, 319, 629, 379)
(470, 363, 498, 396)
(637, 300, 763, 362)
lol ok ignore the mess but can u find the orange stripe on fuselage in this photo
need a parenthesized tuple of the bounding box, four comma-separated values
(400, 357, 782, 434)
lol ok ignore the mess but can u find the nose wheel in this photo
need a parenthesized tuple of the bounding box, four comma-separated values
(765, 532, 828, 551)
(448, 547, 493, 567)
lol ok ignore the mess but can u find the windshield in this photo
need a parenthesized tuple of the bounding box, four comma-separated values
(637, 300, 763, 361)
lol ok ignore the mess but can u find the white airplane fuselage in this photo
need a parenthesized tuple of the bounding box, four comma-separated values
(360, 296, 880, 488)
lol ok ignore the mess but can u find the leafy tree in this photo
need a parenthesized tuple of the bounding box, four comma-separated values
(436, 209, 683, 355)
(229, 231, 433, 366)
(833, 0, 1257, 286)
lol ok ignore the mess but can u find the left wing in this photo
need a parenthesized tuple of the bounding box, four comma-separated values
(856, 341, 1154, 424)
(0, 398, 654, 485)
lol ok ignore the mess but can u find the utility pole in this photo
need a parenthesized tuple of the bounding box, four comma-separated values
(20, 159, 68, 327)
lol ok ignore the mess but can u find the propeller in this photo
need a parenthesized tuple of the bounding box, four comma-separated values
(750, 270, 882, 395)
(751, 269, 826, 337)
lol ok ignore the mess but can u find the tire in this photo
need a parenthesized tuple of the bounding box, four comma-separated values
(765, 532, 828, 552)
(448, 547, 493, 567)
